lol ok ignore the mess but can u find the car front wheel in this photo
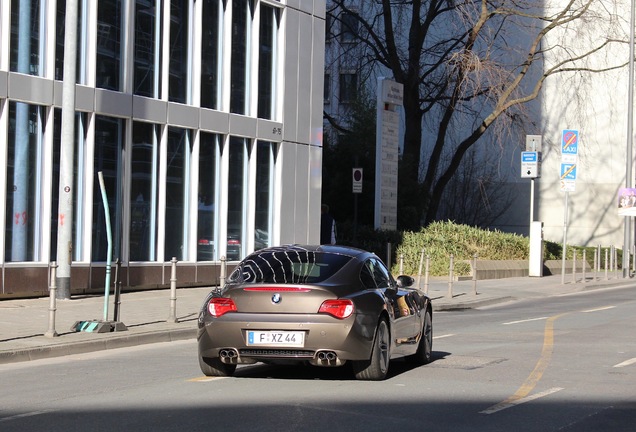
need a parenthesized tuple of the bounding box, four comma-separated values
(352, 319, 390, 380)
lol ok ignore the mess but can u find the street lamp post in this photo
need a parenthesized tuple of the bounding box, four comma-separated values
(56, 0, 79, 299)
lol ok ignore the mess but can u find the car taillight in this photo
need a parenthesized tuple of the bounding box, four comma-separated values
(207, 298, 237, 317)
(227, 239, 240, 245)
(318, 299, 354, 319)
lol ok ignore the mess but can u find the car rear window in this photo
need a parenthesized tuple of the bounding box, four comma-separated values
(228, 249, 352, 284)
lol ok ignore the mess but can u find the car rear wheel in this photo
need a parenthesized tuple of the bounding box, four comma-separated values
(199, 356, 237, 377)
(410, 309, 432, 365)
(352, 319, 390, 381)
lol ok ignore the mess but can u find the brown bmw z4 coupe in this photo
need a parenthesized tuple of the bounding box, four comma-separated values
(197, 244, 433, 380)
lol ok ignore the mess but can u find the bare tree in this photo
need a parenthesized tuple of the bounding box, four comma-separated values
(326, 0, 628, 228)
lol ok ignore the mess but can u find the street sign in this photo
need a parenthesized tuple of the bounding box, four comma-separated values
(561, 129, 579, 163)
(525, 135, 542, 152)
(352, 168, 363, 193)
(521, 151, 541, 178)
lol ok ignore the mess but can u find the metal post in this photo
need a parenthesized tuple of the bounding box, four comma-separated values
(45, 262, 58, 338)
(605, 248, 609, 280)
(386, 243, 392, 269)
(447, 254, 454, 299)
(424, 255, 430, 295)
(416, 248, 425, 290)
(399, 254, 404, 274)
(56, 0, 80, 300)
(623, 0, 636, 278)
(594, 248, 598, 281)
(472, 254, 478, 295)
(114, 258, 122, 322)
(572, 249, 577, 284)
(168, 257, 178, 323)
(582, 250, 587, 283)
(561, 192, 569, 285)
(220, 256, 227, 288)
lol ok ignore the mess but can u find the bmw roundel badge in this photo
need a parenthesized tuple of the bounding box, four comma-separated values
(271, 293, 282, 304)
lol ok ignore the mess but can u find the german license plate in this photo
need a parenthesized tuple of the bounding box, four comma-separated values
(247, 330, 305, 347)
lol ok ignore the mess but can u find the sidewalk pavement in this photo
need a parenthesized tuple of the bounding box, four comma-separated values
(0, 272, 631, 365)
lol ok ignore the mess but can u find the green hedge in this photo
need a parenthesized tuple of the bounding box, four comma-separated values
(337, 220, 621, 276)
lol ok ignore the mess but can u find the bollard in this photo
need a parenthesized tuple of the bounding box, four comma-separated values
(594, 248, 598, 281)
(572, 249, 576, 283)
(472, 254, 478, 295)
(386, 243, 392, 269)
(424, 255, 430, 295)
(416, 248, 425, 290)
(45, 262, 58, 338)
(582, 250, 587, 283)
(399, 254, 404, 275)
(168, 257, 178, 323)
(447, 254, 454, 299)
(220, 256, 227, 289)
(605, 248, 609, 280)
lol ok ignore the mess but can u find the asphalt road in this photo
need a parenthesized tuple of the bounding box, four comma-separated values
(0, 285, 634, 431)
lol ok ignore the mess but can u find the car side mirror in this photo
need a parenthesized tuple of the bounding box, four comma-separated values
(396, 275, 415, 288)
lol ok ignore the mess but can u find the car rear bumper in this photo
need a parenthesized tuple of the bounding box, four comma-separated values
(197, 312, 375, 363)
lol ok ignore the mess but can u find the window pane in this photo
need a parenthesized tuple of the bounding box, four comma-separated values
(230, 0, 249, 114)
(197, 133, 219, 261)
(135, 0, 162, 97)
(255, 141, 274, 251)
(165, 128, 191, 260)
(201, 0, 220, 110)
(169, 0, 190, 103)
(5, 102, 40, 261)
(339, 73, 357, 103)
(227, 137, 246, 260)
(96, 0, 122, 90)
(257, 5, 277, 119)
(92, 116, 125, 262)
(10, 0, 41, 75)
(130, 121, 159, 261)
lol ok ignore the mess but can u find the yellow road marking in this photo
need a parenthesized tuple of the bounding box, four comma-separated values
(481, 313, 568, 414)
(188, 376, 227, 382)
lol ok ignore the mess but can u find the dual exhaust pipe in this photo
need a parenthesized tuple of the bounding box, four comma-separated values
(219, 349, 238, 360)
(316, 351, 337, 361)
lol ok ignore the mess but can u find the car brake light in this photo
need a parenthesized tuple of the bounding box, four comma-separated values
(318, 299, 354, 319)
(227, 239, 240, 245)
(208, 298, 237, 317)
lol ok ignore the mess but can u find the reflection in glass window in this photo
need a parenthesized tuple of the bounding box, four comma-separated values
(10, 0, 41, 76)
(135, 0, 162, 98)
(257, 5, 279, 119)
(5, 102, 42, 262)
(255, 141, 275, 251)
(130, 122, 159, 261)
(197, 133, 219, 261)
(228, 137, 247, 260)
(201, 0, 221, 110)
(169, 0, 191, 103)
(165, 128, 192, 260)
(96, 0, 122, 90)
(92, 116, 125, 262)
(230, 0, 250, 114)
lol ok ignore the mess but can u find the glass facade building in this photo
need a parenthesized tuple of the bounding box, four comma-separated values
(0, 0, 326, 297)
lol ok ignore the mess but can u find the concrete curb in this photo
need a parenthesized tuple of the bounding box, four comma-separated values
(0, 327, 197, 364)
